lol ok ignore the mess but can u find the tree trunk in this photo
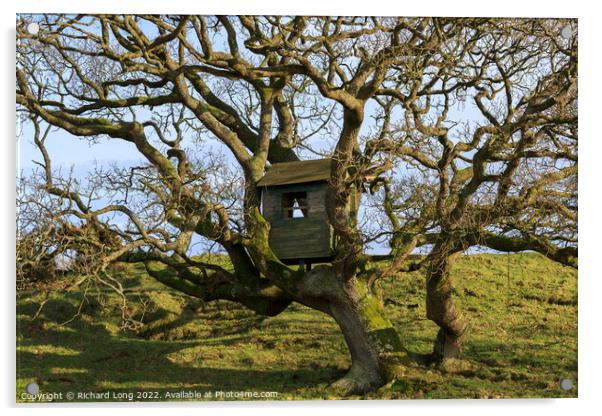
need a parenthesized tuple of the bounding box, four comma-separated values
(298, 269, 405, 395)
(328, 301, 384, 394)
(425, 254, 468, 362)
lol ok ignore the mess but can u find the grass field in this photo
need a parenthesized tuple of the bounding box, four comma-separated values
(16, 253, 578, 402)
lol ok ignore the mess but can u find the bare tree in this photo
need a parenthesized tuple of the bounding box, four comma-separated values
(16, 15, 577, 394)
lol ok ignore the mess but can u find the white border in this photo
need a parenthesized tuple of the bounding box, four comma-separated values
(3, 1, 600, 415)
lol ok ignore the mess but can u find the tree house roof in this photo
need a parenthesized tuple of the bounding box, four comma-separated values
(257, 158, 332, 187)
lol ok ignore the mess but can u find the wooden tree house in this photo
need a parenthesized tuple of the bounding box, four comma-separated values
(257, 159, 335, 268)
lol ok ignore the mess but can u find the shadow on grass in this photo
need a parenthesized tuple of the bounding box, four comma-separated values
(17, 298, 343, 401)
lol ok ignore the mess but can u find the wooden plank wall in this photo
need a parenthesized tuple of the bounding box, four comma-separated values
(260, 182, 333, 260)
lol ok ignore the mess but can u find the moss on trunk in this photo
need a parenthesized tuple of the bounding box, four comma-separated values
(327, 277, 408, 395)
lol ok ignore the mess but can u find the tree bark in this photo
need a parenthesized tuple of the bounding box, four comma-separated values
(297, 268, 405, 395)
(425, 253, 468, 362)
(329, 301, 384, 394)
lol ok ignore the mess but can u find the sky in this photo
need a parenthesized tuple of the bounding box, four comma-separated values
(15, 15, 504, 257)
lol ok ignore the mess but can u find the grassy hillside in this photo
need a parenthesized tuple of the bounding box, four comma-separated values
(16, 253, 577, 401)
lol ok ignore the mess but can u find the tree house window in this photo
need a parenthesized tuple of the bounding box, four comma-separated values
(282, 192, 308, 218)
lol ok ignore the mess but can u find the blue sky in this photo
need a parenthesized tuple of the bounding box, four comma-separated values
(16, 15, 496, 257)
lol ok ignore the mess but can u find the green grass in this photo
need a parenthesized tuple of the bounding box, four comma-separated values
(16, 253, 577, 402)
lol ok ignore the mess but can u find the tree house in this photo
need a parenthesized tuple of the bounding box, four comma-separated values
(257, 159, 335, 266)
